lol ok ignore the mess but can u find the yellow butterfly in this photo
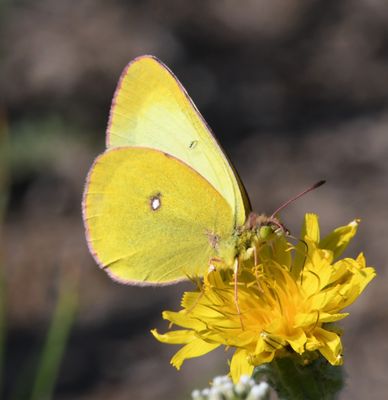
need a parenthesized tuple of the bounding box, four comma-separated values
(83, 55, 287, 285)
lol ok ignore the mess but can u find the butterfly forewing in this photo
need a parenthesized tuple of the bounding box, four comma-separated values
(107, 55, 250, 227)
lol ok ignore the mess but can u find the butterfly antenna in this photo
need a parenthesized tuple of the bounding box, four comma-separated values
(270, 180, 326, 218)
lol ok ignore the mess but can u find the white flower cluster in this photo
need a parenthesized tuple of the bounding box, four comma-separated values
(192, 375, 270, 400)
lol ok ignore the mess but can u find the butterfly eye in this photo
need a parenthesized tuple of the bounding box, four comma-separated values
(150, 193, 162, 211)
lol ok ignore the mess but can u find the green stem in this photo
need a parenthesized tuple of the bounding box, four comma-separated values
(0, 261, 6, 400)
(30, 277, 79, 400)
(0, 111, 9, 399)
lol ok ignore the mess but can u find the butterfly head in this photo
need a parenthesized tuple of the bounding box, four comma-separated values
(246, 213, 289, 239)
(231, 212, 289, 265)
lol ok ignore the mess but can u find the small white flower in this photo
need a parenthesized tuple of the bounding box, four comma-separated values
(191, 389, 203, 400)
(246, 382, 270, 400)
(239, 375, 251, 385)
(208, 387, 223, 400)
(213, 375, 230, 386)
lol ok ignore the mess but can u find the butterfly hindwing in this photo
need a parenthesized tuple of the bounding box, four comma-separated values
(83, 147, 237, 284)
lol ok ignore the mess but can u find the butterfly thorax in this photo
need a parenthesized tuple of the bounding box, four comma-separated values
(232, 212, 288, 262)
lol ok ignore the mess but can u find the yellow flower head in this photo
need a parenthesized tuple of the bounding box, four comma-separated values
(152, 214, 375, 383)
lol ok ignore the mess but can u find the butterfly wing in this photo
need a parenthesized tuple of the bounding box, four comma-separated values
(107, 55, 251, 227)
(83, 147, 237, 285)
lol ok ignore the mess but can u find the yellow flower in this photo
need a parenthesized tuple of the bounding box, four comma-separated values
(152, 214, 375, 383)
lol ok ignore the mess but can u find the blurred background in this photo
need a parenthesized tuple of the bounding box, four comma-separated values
(1, 0, 388, 399)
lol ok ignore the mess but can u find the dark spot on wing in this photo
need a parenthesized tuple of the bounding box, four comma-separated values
(189, 140, 198, 149)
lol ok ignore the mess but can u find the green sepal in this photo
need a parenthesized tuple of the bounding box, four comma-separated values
(253, 356, 344, 400)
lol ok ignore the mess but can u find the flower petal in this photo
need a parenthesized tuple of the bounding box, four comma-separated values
(314, 328, 343, 365)
(293, 213, 320, 277)
(286, 328, 307, 354)
(151, 329, 196, 344)
(230, 348, 254, 383)
(303, 213, 321, 242)
(162, 310, 206, 330)
(170, 338, 220, 370)
(320, 219, 359, 259)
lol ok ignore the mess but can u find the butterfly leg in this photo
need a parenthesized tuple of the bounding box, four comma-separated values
(286, 235, 309, 277)
(233, 258, 245, 330)
(184, 257, 221, 315)
(208, 257, 223, 272)
(253, 245, 264, 294)
(185, 285, 205, 315)
(253, 245, 258, 266)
